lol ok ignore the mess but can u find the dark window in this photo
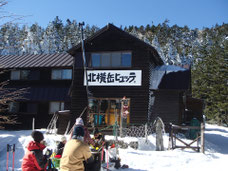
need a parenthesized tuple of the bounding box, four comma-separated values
(9, 102, 37, 114)
(9, 102, 19, 113)
(11, 70, 30, 80)
(122, 52, 131, 67)
(101, 53, 111, 67)
(91, 52, 131, 68)
(91, 54, 101, 67)
(111, 52, 121, 67)
(51, 69, 72, 80)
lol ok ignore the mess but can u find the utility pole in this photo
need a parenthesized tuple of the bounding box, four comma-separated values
(79, 22, 93, 127)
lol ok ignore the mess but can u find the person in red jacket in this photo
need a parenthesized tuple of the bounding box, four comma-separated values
(22, 131, 49, 171)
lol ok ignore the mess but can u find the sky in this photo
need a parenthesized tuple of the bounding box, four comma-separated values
(0, 124, 228, 170)
(3, 0, 228, 29)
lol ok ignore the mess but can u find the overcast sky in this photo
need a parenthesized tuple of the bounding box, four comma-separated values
(4, 0, 228, 29)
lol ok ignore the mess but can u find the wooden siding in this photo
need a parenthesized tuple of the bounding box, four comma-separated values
(0, 67, 72, 129)
(71, 44, 154, 125)
(150, 90, 182, 125)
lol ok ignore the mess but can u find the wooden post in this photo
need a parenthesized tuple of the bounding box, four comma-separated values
(170, 124, 174, 149)
(120, 100, 123, 137)
(145, 123, 148, 143)
(200, 123, 205, 153)
(114, 108, 118, 141)
(32, 117, 35, 130)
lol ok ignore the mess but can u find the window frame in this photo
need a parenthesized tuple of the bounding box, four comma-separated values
(88, 97, 130, 126)
(90, 51, 132, 68)
(10, 70, 30, 80)
(51, 69, 72, 80)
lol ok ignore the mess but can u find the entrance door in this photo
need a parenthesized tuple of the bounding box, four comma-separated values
(88, 98, 130, 126)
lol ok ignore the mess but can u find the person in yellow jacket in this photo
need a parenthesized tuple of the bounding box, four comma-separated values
(60, 126, 94, 171)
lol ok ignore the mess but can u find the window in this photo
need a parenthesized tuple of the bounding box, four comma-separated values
(9, 102, 19, 113)
(122, 53, 131, 67)
(11, 70, 30, 80)
(91, 52, 131, 67)
(49, 102, 64, 113)
(91, 54, 100, 67)
(51, 69, 72, 80)
(8, 102, 37, 114)
(88, 98, 130, 126)
(111, 52, 121, 67)
(11, 71, 20, 80)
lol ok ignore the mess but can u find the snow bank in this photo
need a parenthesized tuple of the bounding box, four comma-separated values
(0, 124, 227, 171)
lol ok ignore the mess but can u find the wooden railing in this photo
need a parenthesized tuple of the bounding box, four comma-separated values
(168, 123, 205, 153)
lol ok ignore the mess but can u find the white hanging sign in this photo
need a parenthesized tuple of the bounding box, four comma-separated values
(84, 70, 142, 86)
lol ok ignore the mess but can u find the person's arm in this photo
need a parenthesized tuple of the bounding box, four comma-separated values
(87, 156, 94, 164)
(83, 144, 93, 163)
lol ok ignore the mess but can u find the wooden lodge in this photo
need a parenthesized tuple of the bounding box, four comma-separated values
(67, 24, 196, 131)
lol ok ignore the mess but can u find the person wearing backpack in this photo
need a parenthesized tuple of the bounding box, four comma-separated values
(22, 131, 51, 171)
(60, 126, 94, 171)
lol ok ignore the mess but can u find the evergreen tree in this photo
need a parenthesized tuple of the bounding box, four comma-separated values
(192, 27, 228, 125)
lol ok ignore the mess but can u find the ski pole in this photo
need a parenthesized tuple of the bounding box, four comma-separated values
(12, 144, 15, 171)
(106, 149, 109, 169)
(101, 146, 104, 162)
(6, 144, 10, 171)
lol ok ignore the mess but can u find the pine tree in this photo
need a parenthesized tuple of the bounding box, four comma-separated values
(192, 26, 228, 125)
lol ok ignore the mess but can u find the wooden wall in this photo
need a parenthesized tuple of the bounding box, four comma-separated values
(150, 90, 182, 125)
(0, 67, 72, 129)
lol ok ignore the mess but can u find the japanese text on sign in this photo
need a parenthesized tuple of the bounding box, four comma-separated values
(84, 70, 142, 86)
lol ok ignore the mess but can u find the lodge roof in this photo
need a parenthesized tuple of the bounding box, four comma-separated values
(68, 23, 164, 65)
(0, 53, 73, 69)
(150, 65, 191, 90)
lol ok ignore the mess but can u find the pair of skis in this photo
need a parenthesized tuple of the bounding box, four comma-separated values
(6, 144, 15, 171)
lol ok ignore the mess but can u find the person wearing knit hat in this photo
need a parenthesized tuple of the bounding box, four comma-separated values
(22, 131, 48, 170)
(31, 131, 44, 143)
(60, 126, 94, 171)
(69, 117, 95, 147)
(75, 117, 84, 126)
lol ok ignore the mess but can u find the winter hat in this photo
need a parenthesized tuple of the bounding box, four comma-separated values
(61, 136, 66, 142)
(75, 117, 84, 126)
(31, 131, 44, 143)
(72, 126, 84, 138)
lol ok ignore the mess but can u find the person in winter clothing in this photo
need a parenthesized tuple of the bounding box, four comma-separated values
(55, 136, 67, 158)
(70, 117, 95, 146)
(60, 126, 94, 171)
(92, 128, 105, 149)
(22, 131, 49, 171)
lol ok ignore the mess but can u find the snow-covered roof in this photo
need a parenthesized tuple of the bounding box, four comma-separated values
(150, 65, 190, 90)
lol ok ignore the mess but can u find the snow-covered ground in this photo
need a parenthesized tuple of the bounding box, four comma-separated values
(0, 124, 227, 171)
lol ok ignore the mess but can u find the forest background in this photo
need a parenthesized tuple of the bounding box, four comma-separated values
(0, 12, 227, 126)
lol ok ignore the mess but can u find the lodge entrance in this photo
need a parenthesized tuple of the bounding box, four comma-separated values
(88, 98, 130, 126)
